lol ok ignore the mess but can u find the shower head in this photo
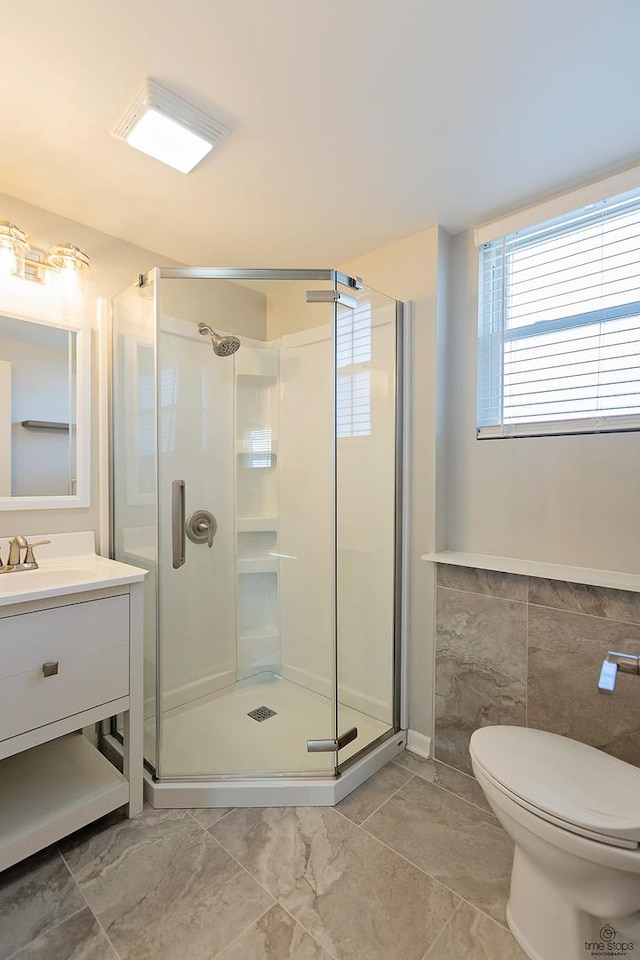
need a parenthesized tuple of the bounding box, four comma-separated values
(197, 322, 241, 357)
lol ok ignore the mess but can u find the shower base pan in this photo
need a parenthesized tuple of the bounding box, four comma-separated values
(103, 673, 406, 807)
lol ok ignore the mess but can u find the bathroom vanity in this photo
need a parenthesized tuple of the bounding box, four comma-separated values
(0, 532, 146, 871)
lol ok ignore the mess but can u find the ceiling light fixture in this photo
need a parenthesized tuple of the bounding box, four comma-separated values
(113, 79, 231, 174)
(0, 221, 90, 288)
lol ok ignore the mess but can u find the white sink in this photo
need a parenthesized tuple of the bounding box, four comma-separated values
(0, 569, 78, 594)
(0, 542, 146, 606)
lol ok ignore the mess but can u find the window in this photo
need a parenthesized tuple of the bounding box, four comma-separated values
(477, 189, 640, 438)
(336, 300, 372, 438)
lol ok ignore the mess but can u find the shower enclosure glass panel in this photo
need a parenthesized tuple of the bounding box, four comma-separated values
(336, 285, 399, 763)
(160, 275, 336, 778)
(112, 268, 401, 787)
(112, 279, 159, 767)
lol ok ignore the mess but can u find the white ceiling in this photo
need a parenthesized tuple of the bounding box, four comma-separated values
(2, 0, 640, 266)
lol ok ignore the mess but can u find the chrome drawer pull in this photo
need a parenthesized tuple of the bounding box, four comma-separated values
(42, 661, 59, 678)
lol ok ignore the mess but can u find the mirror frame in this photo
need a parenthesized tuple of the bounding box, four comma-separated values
(0, 304, 90, 510)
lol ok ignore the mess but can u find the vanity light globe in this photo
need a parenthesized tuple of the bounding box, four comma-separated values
(46, 244, 90, 300)
(0, 244, 17, 282)
(0, 222, 28, 281)
(46, 264, 82, 299)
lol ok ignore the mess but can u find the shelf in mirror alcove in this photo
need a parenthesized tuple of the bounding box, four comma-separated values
(20, 420, 70, 432)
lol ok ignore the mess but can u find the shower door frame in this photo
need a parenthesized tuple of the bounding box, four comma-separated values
(110, 266, 407, 797)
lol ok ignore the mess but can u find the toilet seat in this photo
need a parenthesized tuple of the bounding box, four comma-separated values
(470, 726, 640, 849)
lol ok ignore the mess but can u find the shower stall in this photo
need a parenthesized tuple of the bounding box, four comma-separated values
(109, 267, 406, 806)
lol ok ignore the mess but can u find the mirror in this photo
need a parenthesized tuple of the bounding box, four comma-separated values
(0, 310, 90, 509)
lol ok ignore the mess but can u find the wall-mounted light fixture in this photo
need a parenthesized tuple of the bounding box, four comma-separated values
(0, 222, 90, 291)
(113, 79, 231, 174)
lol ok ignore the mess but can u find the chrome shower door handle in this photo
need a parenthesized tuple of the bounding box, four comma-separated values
(172, 480, 186, 568)
(306, 727, 358, 753)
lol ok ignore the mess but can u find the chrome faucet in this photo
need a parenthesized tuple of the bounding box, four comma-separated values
(7, 535, 28, 567)
(0, 536, 51, 573)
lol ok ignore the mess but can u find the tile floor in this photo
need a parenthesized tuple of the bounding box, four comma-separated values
(0, 751, 526, 960)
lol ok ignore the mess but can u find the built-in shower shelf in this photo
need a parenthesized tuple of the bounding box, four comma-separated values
(236, 372, 277, 386)
(235, 350, 278, 379)
(237, 452, 277, 469)
(236, 440, 278, 454)
(238, 629, 280, 642)
(238, 559, 279, 574)
(236, 517, 278, 533)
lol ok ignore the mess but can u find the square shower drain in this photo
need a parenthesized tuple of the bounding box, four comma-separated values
(248, 706, 277, 722)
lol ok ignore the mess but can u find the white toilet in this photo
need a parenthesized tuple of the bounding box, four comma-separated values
(470, 725, 640, 960)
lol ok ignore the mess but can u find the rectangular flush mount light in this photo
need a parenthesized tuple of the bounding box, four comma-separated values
(113, 79, 231, 173)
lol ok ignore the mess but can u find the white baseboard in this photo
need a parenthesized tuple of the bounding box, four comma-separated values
(280, 663, 391, 723)
(406, 729, 432, 759)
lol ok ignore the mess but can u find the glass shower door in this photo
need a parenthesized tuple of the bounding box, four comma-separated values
(335, 283, 401, 766)
(155, 273, 338, 779)
(155, 286, 237, 778)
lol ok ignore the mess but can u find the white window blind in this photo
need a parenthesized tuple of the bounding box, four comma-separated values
(477, 189, 640, 438)
(336, 301, 372, 438)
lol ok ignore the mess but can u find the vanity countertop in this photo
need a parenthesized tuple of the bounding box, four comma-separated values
(0, 531, 147, 607)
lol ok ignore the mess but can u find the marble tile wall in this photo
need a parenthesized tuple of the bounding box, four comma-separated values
(434, 564, 640, 774)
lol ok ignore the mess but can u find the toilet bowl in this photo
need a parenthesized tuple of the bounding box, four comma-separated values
(469, 726, 640, 960)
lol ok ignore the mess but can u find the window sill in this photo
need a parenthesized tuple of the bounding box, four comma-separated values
(421, 551, 640, 594)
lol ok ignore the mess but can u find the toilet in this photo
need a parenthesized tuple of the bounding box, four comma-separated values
(470, 725, 640, 960)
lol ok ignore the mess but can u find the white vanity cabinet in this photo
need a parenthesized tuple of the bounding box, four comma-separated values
(0, 536, 145, 872)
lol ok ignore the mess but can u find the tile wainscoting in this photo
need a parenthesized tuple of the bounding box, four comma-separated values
(434, 564, 640, 775)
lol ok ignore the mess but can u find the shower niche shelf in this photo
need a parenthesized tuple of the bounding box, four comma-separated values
(238, 559, 278, 574)
(237, 450, 277, 469)
(237, 530, 278, 561)
(235, 344, 281, 686)
(236, 517, 278, 533)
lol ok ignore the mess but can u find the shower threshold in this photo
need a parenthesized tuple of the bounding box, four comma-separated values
(140, 729, 406, 808)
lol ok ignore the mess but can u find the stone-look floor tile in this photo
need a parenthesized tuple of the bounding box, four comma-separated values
(211, 806, 459, 960)
(364, 776, 513, 925)
(424, 902, 527, 960)
(393, 752, 491, 812)
(435, 588, 527, 774)
(436, 565, 528, 602)
(529, 577, 640, 624)
(336, 761, 413, 824)
(0, 848, 84, 960)
(11, 907, 118, 960)
(217, 904, 332, 960)
(190, 807, 235, 829)
(528, 605, 640, 765)
(60, 805, 273, 960)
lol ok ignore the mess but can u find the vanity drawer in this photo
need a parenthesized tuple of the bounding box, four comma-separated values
(0, 595, 130, 741)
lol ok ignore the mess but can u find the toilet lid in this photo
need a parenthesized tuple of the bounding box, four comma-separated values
(470, 726, 640, 843)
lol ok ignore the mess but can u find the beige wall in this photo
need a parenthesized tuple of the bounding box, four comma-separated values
(445, 228, 640, 573)
(0, 192, 180, 542)
(161, 277, 266, 340)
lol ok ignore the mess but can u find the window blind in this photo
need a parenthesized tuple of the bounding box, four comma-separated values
(477, 189, 640, 438)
